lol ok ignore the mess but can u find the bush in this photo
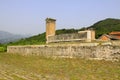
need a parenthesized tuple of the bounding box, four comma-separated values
(0, 47, 5, 52)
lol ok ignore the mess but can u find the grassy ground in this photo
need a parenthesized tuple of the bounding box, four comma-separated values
(0, 53, 120, 80)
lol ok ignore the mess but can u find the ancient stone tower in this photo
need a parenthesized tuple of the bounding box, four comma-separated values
(46, 18, 56, 43)
(91, 30, 95, 40)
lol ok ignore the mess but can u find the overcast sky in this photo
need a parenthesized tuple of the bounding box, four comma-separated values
(0, 0, 120, 35)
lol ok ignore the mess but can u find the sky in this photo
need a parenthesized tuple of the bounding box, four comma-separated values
(0, 0, 120, 35)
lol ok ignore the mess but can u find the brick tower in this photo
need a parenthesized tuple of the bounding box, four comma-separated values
(46, 18, 56, 43)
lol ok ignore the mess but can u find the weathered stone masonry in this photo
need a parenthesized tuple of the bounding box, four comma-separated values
(45, 18, 95, 43)
(7, 43, 120, 60)
(7, 18, 120, 60)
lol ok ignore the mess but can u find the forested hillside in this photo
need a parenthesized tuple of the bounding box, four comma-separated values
(88, 18, 120, 38)
(8, 29, 80, 45)
(8, 18, 120, 45)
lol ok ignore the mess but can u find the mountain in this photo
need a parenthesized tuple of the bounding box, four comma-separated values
(88, 18, 120, 38)
(0, 31, 29, 44)
(8, 18, 120, 45)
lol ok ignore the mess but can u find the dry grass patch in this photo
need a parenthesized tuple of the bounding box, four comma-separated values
(0, 53, 120, 80)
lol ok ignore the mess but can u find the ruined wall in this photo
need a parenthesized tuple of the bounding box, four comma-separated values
(7, 43, 120, 60)
(47, 32, 87, 43)
(47, 30, 96, 43)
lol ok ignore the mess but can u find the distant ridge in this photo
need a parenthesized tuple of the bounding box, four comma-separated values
(0, 30, 29, 44)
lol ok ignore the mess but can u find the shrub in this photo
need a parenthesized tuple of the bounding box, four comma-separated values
(0, 47, 5, 52)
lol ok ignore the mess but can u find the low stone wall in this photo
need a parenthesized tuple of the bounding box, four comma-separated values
(112, 41, 120, 46)
(7, 43, 120, 61)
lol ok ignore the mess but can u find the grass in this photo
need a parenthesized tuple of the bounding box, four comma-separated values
(0, 53, 120, 80)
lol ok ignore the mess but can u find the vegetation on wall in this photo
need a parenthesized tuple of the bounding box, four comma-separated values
(56, 28, 79, 35)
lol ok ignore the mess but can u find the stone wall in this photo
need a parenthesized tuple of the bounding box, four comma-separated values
(47, 32, 87, 43)
(47, 30, 96, 43)
(7, 43, 120, 61)
(112, 41, 120, 46)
